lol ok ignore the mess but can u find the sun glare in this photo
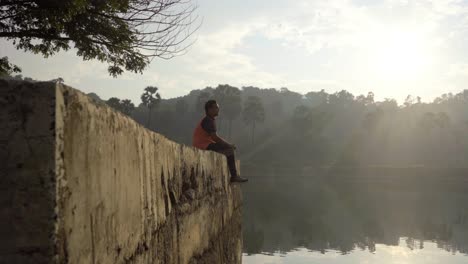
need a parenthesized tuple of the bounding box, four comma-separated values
(365, 29, 432, 81)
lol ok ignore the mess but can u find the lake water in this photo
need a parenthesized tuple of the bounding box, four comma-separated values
(241, 169, 468, 264)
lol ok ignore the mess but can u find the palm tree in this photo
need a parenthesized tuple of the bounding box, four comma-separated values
(242, 96, 265, 144)
(141, 86, 161, 129)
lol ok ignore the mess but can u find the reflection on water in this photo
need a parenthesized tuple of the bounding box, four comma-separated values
(242, 169, 468, 263)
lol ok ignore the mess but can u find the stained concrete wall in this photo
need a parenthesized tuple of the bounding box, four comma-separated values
(0, 80, 242, 264)
(0, 80, 58, 263)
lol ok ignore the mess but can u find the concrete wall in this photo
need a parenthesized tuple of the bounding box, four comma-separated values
(0, 80, 58, 263)
(0, 80, 242, 264)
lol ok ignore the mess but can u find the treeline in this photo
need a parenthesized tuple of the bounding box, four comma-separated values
(91, 84, 468, 169)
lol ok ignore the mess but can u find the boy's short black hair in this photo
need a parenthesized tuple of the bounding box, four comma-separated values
(205, 100, 217, 113)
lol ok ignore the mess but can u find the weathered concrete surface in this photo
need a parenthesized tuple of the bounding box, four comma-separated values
(0, 80, 242, 264)
(0, 80, 57, 264)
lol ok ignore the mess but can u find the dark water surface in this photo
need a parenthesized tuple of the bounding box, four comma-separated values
(241, 169, 468, 264)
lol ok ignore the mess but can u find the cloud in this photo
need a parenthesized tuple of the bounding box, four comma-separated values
(144, 18, 285, 93)
(5, 0, 468, 102)
(144, 1, 373, 94)
(257, 1, 374, 54)
(447, 63, 468, 76)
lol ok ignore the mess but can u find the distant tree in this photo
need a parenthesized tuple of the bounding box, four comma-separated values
(50, 77, 64, 83)
(271, 100, 284, 117)
(463, 90, 468, 102)
(435, 112, 451, 128)
(292, 105, 329, 136)
(214, 85, 242, 138)
(280, 87, 289, 93)
(78, 84, 468, 168)
(420, 111, 451, 129)
(1, 73, 36, 81)
(328, 90, 355, 108)
(378, 98, 398, 113)
(404, 95, 415, 107)
(194, 90, 212, 115)
(105, 97, 134, 116)
(305, 89, 329, 106)
(175, 99, 189, 116)
(362, 108, 384, 132)
(0, 56, 21, 76)
(435, 93, 454, 103)
(141, 86, 161, 128)
(434, 93, 454, 104)
(213, 85, 227, 130)
(120, 99, 135, 116)
(13, 74, 23, 80)
(0, 0, 200, 77)
(367, 91, 375, 104)
(106, 97, 123, 112)
(356, 92, 375, 106)
(292, 105, 311, 132)
(242, 96, 265, 144)
(87, 93, 103, 102)
(420, 112, 436, 130)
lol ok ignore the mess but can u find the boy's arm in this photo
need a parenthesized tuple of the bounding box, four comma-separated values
(210, 132, 236, 149)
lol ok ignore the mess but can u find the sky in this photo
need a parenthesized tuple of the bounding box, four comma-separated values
(3, 0, 468, 104)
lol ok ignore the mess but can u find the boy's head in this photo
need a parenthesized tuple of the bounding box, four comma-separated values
(205, 100, 219, 117)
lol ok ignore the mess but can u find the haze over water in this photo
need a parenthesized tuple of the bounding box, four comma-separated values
(241, 168, 468, 264)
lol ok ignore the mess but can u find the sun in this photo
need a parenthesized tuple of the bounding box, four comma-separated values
(365, 29, 432, 81)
